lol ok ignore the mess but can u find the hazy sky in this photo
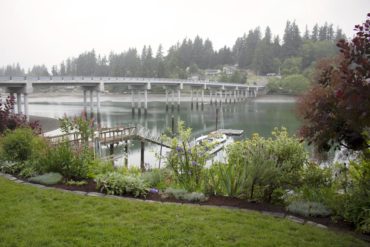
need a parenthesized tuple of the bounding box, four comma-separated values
(0, 0, 368, 70)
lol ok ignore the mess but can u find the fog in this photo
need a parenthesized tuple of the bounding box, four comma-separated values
(0, 0, 368, 69)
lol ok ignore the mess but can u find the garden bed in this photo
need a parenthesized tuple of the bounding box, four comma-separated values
(22, 177, 367, 241)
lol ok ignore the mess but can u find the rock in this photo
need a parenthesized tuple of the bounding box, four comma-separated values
(286, 215, 305, 224)
(28, 173, 63, 185)
(87, 192, 105, 197)
(71, 190, 87, 196)
(13, 179, 25, 184)
(306, 221, 328, 229)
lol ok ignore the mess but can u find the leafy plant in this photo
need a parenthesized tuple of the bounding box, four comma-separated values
(29, 172, 63, 185)
(96, 172, 149, 198)
(141, 168, 174, 189)
(287, 200, 331, 217)
(0, 128, 47, 162)
(163, 188, 207, 202)
(19, 166, 38, 178)
(0, 161, 23, 175)
(65, 180, 88, 186)
(162, 121, 208, 192)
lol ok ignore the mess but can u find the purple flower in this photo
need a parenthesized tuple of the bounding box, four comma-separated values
(191, 161, 198, 166)
(176, 146, 183, 152)
(150, 188, 159, 193)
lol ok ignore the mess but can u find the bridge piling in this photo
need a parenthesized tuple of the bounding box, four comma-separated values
(196, 90, 199, 110)
(171, 90, 175, 112)
(24, 93, 29, 121)
(83, 90, 87, 112)
(165, 89, 169, 111)
(144, 89, 148, 115)
(177, 89, 180, 111)
(190, 89, 193, 110)
(16, 92, 22, 114)
(131, 89, 135, 115)
(201, 89, 204, 110)
(210, 90, 213, 105)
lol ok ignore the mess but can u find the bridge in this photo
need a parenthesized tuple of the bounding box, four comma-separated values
(0, 76, 265, 120)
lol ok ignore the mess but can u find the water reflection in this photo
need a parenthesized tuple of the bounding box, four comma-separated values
(29, 96, 299, 168)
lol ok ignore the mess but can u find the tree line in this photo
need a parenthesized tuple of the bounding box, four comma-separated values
(0, 21, 346, 80)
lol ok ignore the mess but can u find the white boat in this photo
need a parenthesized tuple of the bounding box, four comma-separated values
(195, 132, 227, 155)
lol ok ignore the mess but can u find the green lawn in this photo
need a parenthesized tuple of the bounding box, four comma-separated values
(0, 177, 366, 247)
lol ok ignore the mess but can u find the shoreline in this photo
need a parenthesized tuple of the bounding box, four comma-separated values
(29, 115, 60, 133)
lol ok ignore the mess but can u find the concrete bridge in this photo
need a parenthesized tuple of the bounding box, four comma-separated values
(0, 76, 265, 120)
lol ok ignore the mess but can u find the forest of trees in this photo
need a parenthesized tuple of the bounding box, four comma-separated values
(0, 21, 346, 81)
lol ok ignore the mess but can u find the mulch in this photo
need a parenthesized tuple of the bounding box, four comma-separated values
(39, 178, 370, 242)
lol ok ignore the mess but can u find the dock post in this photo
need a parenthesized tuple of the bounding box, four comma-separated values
(171, 115, 175, 136)
(109, 144, 114, 155)
(16, 92, 22, 114)
(124, 140, 128, 167)
(140, 141, 145, 171)
(177, 89, 180, 111)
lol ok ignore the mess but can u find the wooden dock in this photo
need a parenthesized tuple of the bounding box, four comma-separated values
(217, 129, 244, 136)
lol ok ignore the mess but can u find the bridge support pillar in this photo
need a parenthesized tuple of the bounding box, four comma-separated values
(10, 93, 15, 114)
(165, 89, 169, 111)
(131, 90, 135, 115)
(16, 92, 22, 114)
(144, 90, 148, 115)
(138, 91, 142, 116)
(201, 90, 204, 110)
(171, 90, 175, 112)
(190, 89, 193, 110)
(196, 90, 199, 110)
(177, 89, 180, 111)
(89, 90, 93, 113)
(24, 93, 29, 121)
(83, 90, 87, 112)
(210, 90, 213, 105)
(224, 91, 228, 104)
(96, 90, 101, 114)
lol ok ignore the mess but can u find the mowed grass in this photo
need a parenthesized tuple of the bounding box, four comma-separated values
(0, 177, 366, 247)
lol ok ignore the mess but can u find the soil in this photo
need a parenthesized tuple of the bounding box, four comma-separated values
(22, 178, 369, 243)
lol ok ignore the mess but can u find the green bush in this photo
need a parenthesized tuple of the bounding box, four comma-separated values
(19, 166, 38, 178)
(0, 128, 47, 162)
(287, 200, 331, 217)
(39, 142, 93, 180)
(141, 168, 174, 189)
(87, 159, 115, 178)
(96, 172, 149, 198)
(267, 74, 310, 95)
(163, 188, 207, 202)
(212, 128, 307, 202)
(29, 172, 63, 185)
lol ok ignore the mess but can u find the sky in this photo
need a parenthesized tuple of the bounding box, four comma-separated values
(0, 0, 368, 70)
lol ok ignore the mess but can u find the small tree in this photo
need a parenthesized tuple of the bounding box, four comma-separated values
(297, 14, 370, 152)
(0, 95, 40, 134)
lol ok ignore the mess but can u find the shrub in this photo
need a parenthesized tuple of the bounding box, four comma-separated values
(87, 159, 115, 178)
(0, 128, 47, 162)
(19, 166, 38, 178)
(141, 168, 174, 189)
(162, 121, 208, 192)
(96, 172, 149, 198)
(39, 142, 93, 180)
(287, 200, 331, 217)
(29, 172, 63, 185)
(163, 188, 207, 202)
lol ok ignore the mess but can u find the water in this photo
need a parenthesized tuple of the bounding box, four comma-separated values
(28, 95, 299, 167)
